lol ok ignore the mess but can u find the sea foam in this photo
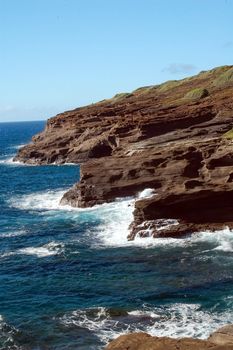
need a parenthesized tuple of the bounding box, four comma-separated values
(8, 190, 67, 211)
(0, 242, 64, 259)
(8, 188, 233, 250)
(0, 157, 31, 166)
(0, 314, 21, 349)
(17, 241, 64, 258)
(58, 303, 233, 344)
(0, 230, 27, 238)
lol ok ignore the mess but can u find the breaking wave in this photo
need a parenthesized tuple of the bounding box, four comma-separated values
(8, 190, 67, 211)
(0, 157, 31, 166)
(0, 157, 15, 165)
(17, 241, 64, 258)
(10, 143, 27, 150)
(138, 188, 156, 199)
(57, 303, 233, 344)
(7, 189, 233, 251)
(0, 315, 22, 350)
(0, 241, 64, 259)
(0, 230, 27, 238)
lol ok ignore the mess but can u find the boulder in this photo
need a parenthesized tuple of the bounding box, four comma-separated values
(105, 332, 233, 350)
(208, 325, 233, 346)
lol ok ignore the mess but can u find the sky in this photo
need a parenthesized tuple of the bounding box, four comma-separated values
(0, 0, 232, 122)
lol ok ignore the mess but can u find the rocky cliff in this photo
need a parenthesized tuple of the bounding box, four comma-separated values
(15, 65, 233, 239)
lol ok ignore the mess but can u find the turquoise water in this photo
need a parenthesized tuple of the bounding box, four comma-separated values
(1, 121, 233, 349)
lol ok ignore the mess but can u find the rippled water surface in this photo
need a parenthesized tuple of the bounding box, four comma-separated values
(1, 121, 233, 349)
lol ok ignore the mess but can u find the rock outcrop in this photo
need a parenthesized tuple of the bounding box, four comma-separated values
(15, 65, 233, 239)
(208, 325, 233, 346)
(105, 330, 233, 350)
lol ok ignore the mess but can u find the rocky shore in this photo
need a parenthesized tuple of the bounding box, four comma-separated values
(15, 65, 233, 239)
(105, 324, 233, 349)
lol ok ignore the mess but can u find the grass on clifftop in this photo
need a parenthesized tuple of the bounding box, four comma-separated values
(213, 67, 233, 87)
(157, 80, 181, 92)
(112, 92, 131, 100)
(132, 86, 155, 94)
(103, 65, 233, 108)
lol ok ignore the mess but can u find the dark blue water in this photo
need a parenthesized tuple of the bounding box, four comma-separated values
(1, 121, 233, 350)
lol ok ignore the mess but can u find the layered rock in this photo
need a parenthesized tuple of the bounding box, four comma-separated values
(15, 65, 233, 239)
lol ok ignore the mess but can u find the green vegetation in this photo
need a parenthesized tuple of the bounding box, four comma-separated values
(158, 80, 180, 92)
(223, 128, 233, 139)
(213, 67, 233, 87)
(132, 86, 155, 94)
(113, 92, 131, 99)
(185, 88, 209, 100)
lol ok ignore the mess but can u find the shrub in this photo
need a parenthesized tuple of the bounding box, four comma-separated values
(185, 88, 209, 100)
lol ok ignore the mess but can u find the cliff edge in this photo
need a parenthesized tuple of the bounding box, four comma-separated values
(15, 65, 233, 239)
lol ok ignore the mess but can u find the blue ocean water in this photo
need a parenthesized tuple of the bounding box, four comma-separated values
(1, 121, 233, 349)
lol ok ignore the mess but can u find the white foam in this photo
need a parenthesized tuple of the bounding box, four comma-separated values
(95, 209, 233, 249)
(138, 188, 156, 199)
(17, 241, 64, 258)
(132, 227, 233, 250)
(0, 157, 31, 166)
(0, 251, 15, 258)
(134, 219, 179, 239)
(8, 190, 67, 211)
(214, 240, 233, 252)
(0, 314, 21, 348)
(11, 143, 27, 150)
(60, 307, 108, 331)
(131, 303, 233, 339)
(58, 307, 124, 344)
(8, 189, 101, 212)
(58, 303, 233, 344)
(128, 310, 160, 318)
(93, 198, 135, 247)
(8, 188, 233, 250)
(187, 227, 233, 252)
(0, 157, 14, 164)
(54, 162, 77, 166)
(0, 230, 27, 238)
(0, 242, 64, 259)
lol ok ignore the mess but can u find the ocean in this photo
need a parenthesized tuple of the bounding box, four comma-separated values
(1, 121, 233, 349)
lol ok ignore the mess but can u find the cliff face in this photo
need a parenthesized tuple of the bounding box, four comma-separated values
(15, 65, 233, 239)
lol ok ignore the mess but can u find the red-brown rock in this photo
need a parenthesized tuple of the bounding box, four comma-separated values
(105, 332, 233, 350)
(15, 65, 233, 239)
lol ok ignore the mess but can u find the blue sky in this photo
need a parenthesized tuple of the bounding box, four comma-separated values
(0, 0, 232, 122)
